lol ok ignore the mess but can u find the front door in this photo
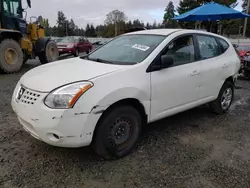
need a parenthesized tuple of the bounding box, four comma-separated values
(150, 35, 202, 122)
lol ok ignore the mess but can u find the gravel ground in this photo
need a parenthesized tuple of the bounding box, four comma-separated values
(1, 58, 250, 188)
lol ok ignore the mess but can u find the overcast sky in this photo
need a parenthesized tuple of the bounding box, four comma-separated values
(23, 0, 244, 28)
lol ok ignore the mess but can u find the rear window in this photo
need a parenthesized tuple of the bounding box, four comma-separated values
(217, 38, 229, 53)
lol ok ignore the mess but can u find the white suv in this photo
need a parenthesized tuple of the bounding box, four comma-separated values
(12, 29, 240, 159)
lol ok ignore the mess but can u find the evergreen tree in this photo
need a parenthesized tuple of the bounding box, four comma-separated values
(145, 22, 151, 29)
(90, 24, 97, 37)
(68, 19, 76, 36)
(177, 0, 200, 28)
(242, 0, 249, 12)
(163, 1, 178, 28)
(85, 24, 91, 37)
(152, 20, 157, 29)
(56, 11, 67, 36)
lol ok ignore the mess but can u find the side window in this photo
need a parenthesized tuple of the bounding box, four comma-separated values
(3, 0, 21, 17)
(3, 0, 10, 15)
(163, 35, 195, 66)
(217, 38, 229, 53)
(197, 35, 221, 59)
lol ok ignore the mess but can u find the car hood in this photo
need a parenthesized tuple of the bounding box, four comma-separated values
(57, 42, 75, 46)
(20, 58, 126, 92)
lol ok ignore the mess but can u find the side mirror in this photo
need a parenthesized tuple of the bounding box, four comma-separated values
(161, 55, 174, 69)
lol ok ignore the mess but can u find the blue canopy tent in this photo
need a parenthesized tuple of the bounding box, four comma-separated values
(173, 2, 250, 21)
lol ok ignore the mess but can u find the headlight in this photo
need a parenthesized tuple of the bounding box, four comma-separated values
(44, 82, 93, 109)
(67, 44, 74, 48)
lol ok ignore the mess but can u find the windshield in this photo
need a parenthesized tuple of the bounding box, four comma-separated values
(3, 0, 22, 17)
(59, 37, 75, 43)
(237, 46, 250, 51)
(86, 34, 166, 65)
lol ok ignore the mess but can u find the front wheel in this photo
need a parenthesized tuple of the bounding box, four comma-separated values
(210, 81, 234, 114)
(86, 48, 91, 54)
(92, 106, 142, 159)
(0, 39, 23, 73)
(73, 48, 79, 57)
(38, 40, 59, 64)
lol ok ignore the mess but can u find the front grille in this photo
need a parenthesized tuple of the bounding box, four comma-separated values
(58, 45, 66, 48)
(20, 88, 41, 105)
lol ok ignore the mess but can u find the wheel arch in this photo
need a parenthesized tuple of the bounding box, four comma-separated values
(98, 98, 148, 123)
(0, 30, 22, 43)
(216, 76, 235, 98)
(225, 76, 234, 85)
(34, 37, 51, 53)
(91, 98, 148, 145)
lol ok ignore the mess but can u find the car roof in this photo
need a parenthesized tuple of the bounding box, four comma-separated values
(124, 29, 181, 36)
(124, 29, 226, 38)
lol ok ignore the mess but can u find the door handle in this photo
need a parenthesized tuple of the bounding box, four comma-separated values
(190, 70, 200, 76)
(222, 63, 229, 68)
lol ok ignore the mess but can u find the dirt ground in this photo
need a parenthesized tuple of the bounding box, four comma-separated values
(1, 59, 250, 188)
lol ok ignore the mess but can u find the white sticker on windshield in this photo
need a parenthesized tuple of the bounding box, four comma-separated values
(132, 44, 150, 51)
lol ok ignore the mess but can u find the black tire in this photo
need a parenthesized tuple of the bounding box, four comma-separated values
(86, 48, 90, 54)
(243, 70, 250, 79)
(210, 81, 234, 114)
(0, 39, 23, 73)
(23, 53, 29, 64)
(92, 106, 142, 159)
(38, 40, 59, 64)
(73, 48, 79, 57)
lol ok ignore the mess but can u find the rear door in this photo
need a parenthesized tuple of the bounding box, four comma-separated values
(195, 34, 229, 99)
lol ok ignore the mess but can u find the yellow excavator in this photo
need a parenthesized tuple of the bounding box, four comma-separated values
(0, 0, 59, 73)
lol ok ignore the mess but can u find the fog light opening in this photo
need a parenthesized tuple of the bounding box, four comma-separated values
(53, 134, 59, 140)
(47, 133, 60, 142)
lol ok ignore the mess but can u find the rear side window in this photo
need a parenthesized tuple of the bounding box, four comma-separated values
(197, 35, 221, 59)
(217, 38, 229, 53)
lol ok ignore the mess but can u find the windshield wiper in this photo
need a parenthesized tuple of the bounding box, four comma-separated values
(81, 56, 135, 65)
(80, 55, 89, 60)
(88, 58, 115, 64)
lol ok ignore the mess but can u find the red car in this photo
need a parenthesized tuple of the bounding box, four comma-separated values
(57, 36, 92, 57)
(236, 45, 250, 58)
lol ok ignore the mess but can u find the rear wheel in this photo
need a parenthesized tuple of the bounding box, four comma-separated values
(0, 39, 23, 73)
(23, 52, 29, 64)
(210, 81, 234, 114)
(92, 106, 142, 159)
(38, 40, 59, 64)
(243, 70, 250, 78)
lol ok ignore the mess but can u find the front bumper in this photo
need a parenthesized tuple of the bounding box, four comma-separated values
(11, 86, 101, 148)
(58, 48, 75, 54)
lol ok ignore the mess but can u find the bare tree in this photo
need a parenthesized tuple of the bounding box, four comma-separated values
(105, 10, 127, 36)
